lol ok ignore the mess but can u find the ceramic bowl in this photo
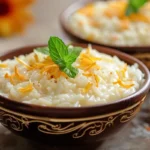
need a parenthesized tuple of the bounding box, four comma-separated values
(60, 0, 150, 53)
(0, 44, 150, 147)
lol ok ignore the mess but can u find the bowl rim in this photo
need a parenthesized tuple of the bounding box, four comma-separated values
(0, 44, 150, 113)
(60, 0, 150, 53)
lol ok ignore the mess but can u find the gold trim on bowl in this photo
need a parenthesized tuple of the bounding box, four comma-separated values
(0, 96, 145, 122)
(0, 97, 145, 138)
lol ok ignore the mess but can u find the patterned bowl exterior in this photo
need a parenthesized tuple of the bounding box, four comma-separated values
(0, 44, 150, 146)
(0, 96, 146, 145)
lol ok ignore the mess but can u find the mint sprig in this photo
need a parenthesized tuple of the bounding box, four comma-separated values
(125, 0, 147, 16)
(65, 46, 82, 65)
(34, 47, 49, 55)
(48, 37, 68, 63)
(35, 37, 82, 78)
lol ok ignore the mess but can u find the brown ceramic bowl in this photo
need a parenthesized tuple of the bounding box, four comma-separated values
(60, 0, 150, 53)
(0, 44, 150, 148)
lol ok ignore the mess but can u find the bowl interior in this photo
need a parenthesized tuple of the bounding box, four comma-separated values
(0, 44, 150, 118)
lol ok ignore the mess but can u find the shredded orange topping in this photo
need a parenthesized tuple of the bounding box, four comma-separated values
(15, 56, 66, 79)
(83, 72, 93, 77)
(14, 55, 67, 93)
(77, 4, 94, 17)
(77, 1, 150, 31)
(104, 1, 150, 24)
(4, 66, 26, 84)
(119, 19, 130, 30)
(89, 20, 101, 28)
(113, 79, 134, 89)
(4, 73, 10, 79)
(78, 20, 84, 27)
(16, 57, 33, 70)
(78, 47, 101, 92)
(31, 56, 67, 79)
(128, 13, 150, 23)
(34, 54, 39, 62)
(19, 83, 33, 93)
(104, 1, 127, 18)
(86, 34, 95, 41)
(3, 46, 135, 94)
(117, 64, 127, 78)
(14, 66, 26, 81)
(0, 64, 7, 68)
(4, 73, 15, 84)
(83, 82, 93, 93)
(93, 74, 100, 87)
(83, 73, 100, 88)
(78, 48, 101, 71)
(113, 64, 134, 88)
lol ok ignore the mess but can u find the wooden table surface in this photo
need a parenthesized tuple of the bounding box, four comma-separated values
(0, 0, 150, 150)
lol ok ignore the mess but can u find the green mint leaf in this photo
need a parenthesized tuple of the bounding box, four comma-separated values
(65, 47, 82, 65)
(34, 47, 49, 55)
(62, 66, 78, 78)
(48, 36, 82, 78)
(126, 5, 137, 16)
(125, 0, 147, 16)
(68, 47, 82, 55)
(131, 0, 147, 8)
(48, 36, 68, 63)
(55, 59, 66, 70)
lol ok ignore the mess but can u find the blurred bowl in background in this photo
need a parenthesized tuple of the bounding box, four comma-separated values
(60, 0, 150, 53)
